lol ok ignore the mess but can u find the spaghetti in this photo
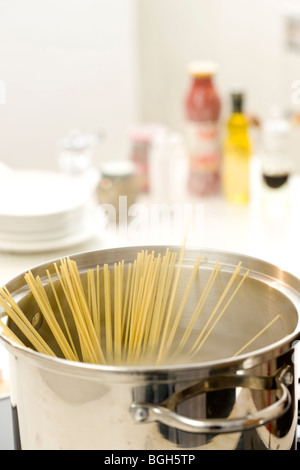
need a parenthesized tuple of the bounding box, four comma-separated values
(0, 248, 281, 366)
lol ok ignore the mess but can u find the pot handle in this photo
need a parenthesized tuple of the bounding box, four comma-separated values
(129, 366, 293, 434)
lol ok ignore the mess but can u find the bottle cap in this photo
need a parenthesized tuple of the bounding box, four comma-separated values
(188, 61, 218, 77)
(128, 124, 166, 143)
(101, 160, 135, 179)
(231, 91, 244, 113)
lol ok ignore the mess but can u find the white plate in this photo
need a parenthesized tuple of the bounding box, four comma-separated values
(0, 201, 96, 238)
(0, 168, 100, 247)
(0, 204, 105, 253)
(0, 167, 104, 253)
(0, 222, 99, 253)
(0, 169, 91, 219)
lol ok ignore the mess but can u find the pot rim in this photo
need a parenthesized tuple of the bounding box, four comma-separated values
(0, 245, 300, 378)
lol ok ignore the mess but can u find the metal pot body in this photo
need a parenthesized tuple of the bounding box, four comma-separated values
(5, 346, 298, 450)
(1, 247, 300, 450)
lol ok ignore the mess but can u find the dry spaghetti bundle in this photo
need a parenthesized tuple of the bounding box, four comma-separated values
(0, 247, 280, 366)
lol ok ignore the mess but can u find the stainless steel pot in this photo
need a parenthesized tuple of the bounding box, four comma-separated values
(0, 246, 299, 450)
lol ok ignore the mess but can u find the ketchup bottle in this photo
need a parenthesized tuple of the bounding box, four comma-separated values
(185, 61, 222, 196)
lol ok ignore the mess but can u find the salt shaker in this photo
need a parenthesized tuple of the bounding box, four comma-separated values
(58, 129, 99, 176)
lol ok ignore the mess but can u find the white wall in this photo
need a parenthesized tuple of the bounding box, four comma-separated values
(0, 0, 139, 170)
(0, 0, 299, 172)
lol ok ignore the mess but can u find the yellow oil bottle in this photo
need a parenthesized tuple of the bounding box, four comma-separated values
(222, 92, 251, 203)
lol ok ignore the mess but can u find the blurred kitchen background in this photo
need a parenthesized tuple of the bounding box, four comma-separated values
(0, 1, 300, 445)
(0, 0, 299, 284)
(0, 0, 299, 171)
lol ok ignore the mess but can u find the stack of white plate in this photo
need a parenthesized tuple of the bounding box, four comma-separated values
(0, 167, 100, 252)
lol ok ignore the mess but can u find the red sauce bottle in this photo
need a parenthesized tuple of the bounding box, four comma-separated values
(185, 61, 222, 196)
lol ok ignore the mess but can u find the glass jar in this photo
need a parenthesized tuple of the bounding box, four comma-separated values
(128, 124, 165, 192)
(260, 107, 293, 214)
(97, 160, 139, 222)
(261, 109, 292, 190)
